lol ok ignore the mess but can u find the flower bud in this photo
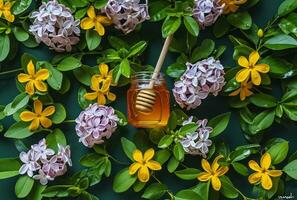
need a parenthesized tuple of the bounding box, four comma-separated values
(257, 29, 264, 38)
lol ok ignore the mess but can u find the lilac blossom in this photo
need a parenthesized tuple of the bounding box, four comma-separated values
(75, 104, 119, 148)
(19, 139, 72, 185)
(180, 118, 213, 157)
(29, 0, 80, 52)
(193, 0, 224, 29)
(104, 0, 150, 34)
(173, 57, 225, 110)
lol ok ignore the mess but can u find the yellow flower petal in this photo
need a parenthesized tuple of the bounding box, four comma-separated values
(248, 172, 262, 184)
(34, 100, 43, 114)
(248, 160, 262, 172)
(240, 89, 247, 101)
(95, 21, 105, 36)
(236, 69, 250, 83)
(29, 118, 40, 131)
(84, 92, 98, 101)
(34, 80, 47, 92)
(20, 111, 37, 122)
(146, 160, 162, 171)
(91, 76, 100, 91)
(238, 56, 249, 68)
(197, 172, 212, 182)
(99, 63, 109, 77)
(25, 81, 35, 95)
(18, 73, 31, 83)
(87, 6, 96, 19)
(42, 106, 55, 117)
(261, 173, 272, 190)
(249, 51, 260, 66)
(129, 162, 142, 175)
(254, 64, 270, 73)
(97, 16, 112, 25)
(27, 60, 35, 76)
(260, 153, 271, 170)
(35, 69, 49, 80)
(97, 93, 106, 105)
(144, 148, 155, 162)
(138, 166, 150, 183)
(211, 176, 221, 191)
(107, 92, 116, 102)
(216, 166, 229, 176)
(80, 17, 95, 30)
(267, 170, 282, 177)
(201, 159, 212, 174)
(40, 117, 52, 128)
(4, 10, 14, 22)
(132, 149, 143, 163)
(212, 155, 224, 172)
(251, 70, 261, 86)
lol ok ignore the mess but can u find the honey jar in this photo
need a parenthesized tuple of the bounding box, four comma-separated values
(127, 72, 170, 128)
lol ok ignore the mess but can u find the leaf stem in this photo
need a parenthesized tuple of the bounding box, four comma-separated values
(108, 155, 129, 165)
(0, 68, 23, 76)
(152, 175, 175, 200)
(63, 119, 76, 123)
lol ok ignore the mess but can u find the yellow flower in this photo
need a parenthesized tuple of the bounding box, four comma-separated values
(94, 63, 113, 83)
(236, 51, 270, 86)
(129, 148, 162, 183)
(20, 100, 55, 131)
(220, 0, 247, 14)
(197, 155, 229, 191)
(257, 29, 264, 38)
(84, 76, 116, 105)
(80, 6, 111, 36)
(248, 152, 282, 190)
(229, 80, 253, 101)
(0, 0, 15, 22)
(17, 60, 50, 96)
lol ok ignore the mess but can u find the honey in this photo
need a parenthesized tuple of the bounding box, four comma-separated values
(127, 72, 170, 128)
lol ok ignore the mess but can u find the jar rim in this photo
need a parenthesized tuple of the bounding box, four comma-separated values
(132, 71, 164, 81)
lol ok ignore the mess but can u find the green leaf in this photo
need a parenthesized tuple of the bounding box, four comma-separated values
(227, 12, 252, 30)
(192, 182, 209, 200)
(4, 121, 35, 139)
(86, 30, 101, 51)
(0, 158, 21, 179)
(264, 34, 297, 50)
(0, 34, 10, 62)
(249, 94, 278, 108)
(75, 7, 87, 19)
(120, 58, 131, 78)
(166, 63, 186, 78)
(158, 135, 174, 148)
(250, 110, 275, 134)
(155, 149, 171, 165)
(231, 162, 249, 176)
(183, 16, 199, 36)
(167, 111, 178, 130)
(278, 0, 297, 17)
(78, 87, 92, 109)
(73, 65, 96, 86)
(220, 176, 239, 199)
(230, 149, 252, 162)
(278, 13, 297, 37)
(80, 153, 102, 167)
(3, 92, 29, 116)
(42, 62, 63, 90)
(94, 0, 108, 9)
(267, 140, 289, 164)
(42, 185, 71, 197)
(128, 41, 147, 58)
(51, 103, 66, 124)
(46, 128, 67, 152)
(121, 137, 137, 161)
(27, 183, 46, 200)
(149, 1, 170, 21)
(191, 39, 215, 62)
(167, 156, 179, 173)
(174, 168, 200, 180)
(142, 183, 167, 200)
(261, 56, 296, 79)
(283, 159, 297, 180)
(113, 168, 137, 193)
(57, 57, 82, 71)
(15, 176, 34, 198)
(12, 27, 29, 42)
(208, 112, 231, 137)
(173, 142, 185, 161)
(213, 17, 230, 38)
(162, 16, 181, 37)
(12, 0, 32, 15)
(175, 190, 201, 200)
(115, 110, 127, 126)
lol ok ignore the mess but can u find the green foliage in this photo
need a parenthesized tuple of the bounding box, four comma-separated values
(15, 176, 34, 198)
(113, 168, 137, 193)
(0, 158, 21, 179)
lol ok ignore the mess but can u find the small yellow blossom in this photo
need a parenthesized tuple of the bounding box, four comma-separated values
(197, 155, 229, 191)
(220, 0, 247, 14)
(80, 6, 111, 36)
(129, 148, 162, 183)
(17, 60, 49, 96)
(94, 63, 113, 83)
(20, 100, 55, 131)
(0, 0, 15, 22)
(229, 80, 253, 101)
(257, 29, 264, 38)
(248, 152, 282, 190)
(236, 51, 270, 86)
(84, 76, 116, 105)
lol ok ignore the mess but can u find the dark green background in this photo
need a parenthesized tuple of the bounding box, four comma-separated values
(1, 0, 297, 199)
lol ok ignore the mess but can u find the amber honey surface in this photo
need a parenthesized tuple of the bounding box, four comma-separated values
(127, 83, 170, 128)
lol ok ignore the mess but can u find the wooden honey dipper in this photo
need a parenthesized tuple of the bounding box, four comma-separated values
(135, 34, 173, 113)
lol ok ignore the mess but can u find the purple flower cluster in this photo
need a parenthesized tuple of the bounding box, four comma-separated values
(180, 117, 213, 157)
(104, 0, 150, 34)
(29, 0, 80, 52)
(19, 139, 72, 185)
(75, 104, 119, 148)
(193, 0, 224, 29)
(173, 57, 225, 110)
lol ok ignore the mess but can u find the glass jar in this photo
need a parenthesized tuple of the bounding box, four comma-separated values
(127, 72, 170, 128)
